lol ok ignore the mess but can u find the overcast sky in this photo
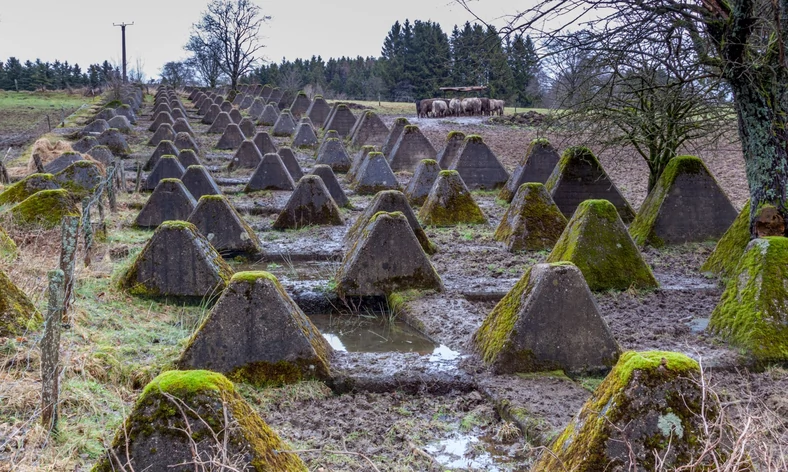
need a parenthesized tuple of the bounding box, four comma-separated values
(0, 0, 520, 80)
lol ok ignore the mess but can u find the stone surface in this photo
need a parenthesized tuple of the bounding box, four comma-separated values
(272, 175, 343, 229)
(229, 108, 243, 124)
(291, 120, 318, 148)
(248, 97, 266, 118)
(188, 195, 261, 256)
(148, 111, 174, 132)
(381, 117, 410, 157)
(316, 138, 352, 172)
(144, 156, 186, 192)
(350, 111, 389, 148)
(435, 131, 465, 169)
(309, 164, 348, 207)
(388, 125, 436, 172)
(474, 262, 620, 375)
(207, 111, 233, 134)
(245, 153, 295, 192)
(449, 135, 509, 190)
(499, 138, 560, 202)
(323, 104, 356, 137)
(45, 152, 84, 174)
(347, 145, 376, 182)
(629, 155, 737, 247)
(290, 92, 311, 117)
(278, 147, 304, 182)
(181, 165, 222, 200)
(404, 159, 440, 206)
(418, 170, 486, 226)
(107, 115, 132, 133)
(135, 179, 196, 228)
(257, 103, 279, 126)
(0, 268, 40, 338)
(228, 140, 263, 171)
(8, 189, 80, 230)
(81, 119, 109, 136)
(71, 136, 97, 154)
(0, 173, 60, 205)
(272, 109, 297, 137)
(147, 124, 176, 147)
(172, 117, 194, 136)
(494, 183, 568, 252)
(216, 124, 247, 150)
(174, 132, 201, 156)
(54, 161, 103, 198)
(306, 95, 331, 127)
(701, 200, 751, 279)
(253, 131, 277, 156)
(114, 104, 137, 124)
(546, 147, 636, 223)
(145, 140, 179, 171)
(201, 103, 221, 124)
(97, 129, 131, 155)
(547, 199, 658, 291)
(336, 212, 443, 296)
(239, 117, 256, 138)
(354, 152, 399, 195)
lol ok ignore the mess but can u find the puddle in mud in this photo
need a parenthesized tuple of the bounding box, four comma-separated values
(425, 433, 524, 471)
(690, 318, 709, 334)
(232, 260, 337, 281)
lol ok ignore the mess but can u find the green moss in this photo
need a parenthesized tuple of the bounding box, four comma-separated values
(0, 268, 41, 337)
(403, 125, 419, 134)
(394, 117, 409, 125)
(447, 130, 465, 140)
(494, 183, 567, 251)
(0, 225, 17, 261)
(709, 236, 788, 364)
(230, 270, 279, 284)
(419, 171, 487, 226)
(629, 156, 711, 247)
(546, 199, 658, 291)
(0, 173, 58, 205)
(465, 134, 484, 144)
(420, 159, 438, 165)
(8, 189, 80, 229)
(701, 200, 751, 278)
(104, 100, 122, 109)
(140, 369, 232, 401)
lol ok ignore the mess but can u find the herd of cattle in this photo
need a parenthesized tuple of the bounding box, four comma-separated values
(416, 97, 505, 118)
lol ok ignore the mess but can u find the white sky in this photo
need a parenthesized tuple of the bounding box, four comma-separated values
(0, 0, 521, 81)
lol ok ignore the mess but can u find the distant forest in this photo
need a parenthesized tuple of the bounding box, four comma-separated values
(0, 58, 123, 91)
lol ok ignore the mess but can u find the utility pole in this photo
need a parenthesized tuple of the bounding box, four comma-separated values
(113, 22, 134, 83)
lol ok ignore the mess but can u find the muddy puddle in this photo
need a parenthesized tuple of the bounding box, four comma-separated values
(232, 259, 339, 281)
(425, 432, 528, 471)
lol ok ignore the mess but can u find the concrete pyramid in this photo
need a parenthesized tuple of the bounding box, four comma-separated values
(261, 84, 273, 100)
(171, 109, 187, 123)
(710, 237, 788, 363)
(121, 220, 232, 298)
(449, 135, 509, 190)
(347, 145, 376, 182)
(267, 88, 283, 107)
(228, 140, 263, 170)
(151, 103, 172, 119)
(290, 91, 311, 117)
(381, 117, 409, 157)
(350, 111, 389, 148)
(181, 165, 222, 200)
(495, 183, 568, 252)
(336, 212, 443, 297)
(135, 179, 196, 228)
(93, 370, 307, 472)
(239, 117, 257, 137)
(316, 130, 340, 157)
(232, 92, 245, 106)
(436, 131, 466, 169)
(0, 173, 60, 206)
(418, 170, 487, 226)
(115, 104, 137, 124)
(148, 111, 174, 132)
(177, 149, 202, 168)
(292, 119, 318, 148)
(229, 108, 243, 124)
(404, 159, 440, 206)
(216, 123, 247, 150)
(474, 262, 620, 374)
(187, 195, 261, 256)
(144, 140, 179, 171)
(354, 152, 399, 195)
(144, 156, 186, 191)
(197, 96, 213, 115)
(306, 95, 331, 127)
(71, 136, 96, 154)
(701, 200, 751, 279)
(81, 119, 109, 136)
(240, 93, 254, 109)
(94, 108, 115, 122)
(546, 146, 636, 223)
(546, 199, 658, 291)
(97, 129, 131, 155)
(257, 103, 279, 126)
(629, 155, 737, 247)
(107, 115, 132, 133)
(173, 132, 201, 156)
(245, 153, 296, 192)
(499, 138, 560, 203)
(179, 272, 331, 385)
(346, 190, 436, 254)
(147, 124, 176, 147)
(323, 104, 355, 136)
(201, 103, 221, 124)
(389, 125, 436, 172)
(310, 164, 349, 207)
(278, 147, 304, 182)
(248, 97, 266, 118)
(272, 175, 343, 229)
(207, 111, 233, 134)
(220, 101, 233, 113)
(348, 111, 366, 140)
(54, 161, 102, 198)
(253, 131, 277, 156)
(9, 189, 79, 230)
(316, 138, 352, 172)
(272, 109, 296, 137)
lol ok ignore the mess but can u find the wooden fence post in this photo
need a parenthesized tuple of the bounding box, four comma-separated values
(59, 215, 79, 315)
(81, 198, 93, 267)
(40, 268, 65, 432)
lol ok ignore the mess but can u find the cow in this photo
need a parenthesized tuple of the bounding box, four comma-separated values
(480, 98, 491, 116)
(449, 98, 463, 116)
(419, 98, 435, 118)
(462, 97, 482, 115)
(491, 99, 505, 116)
(415, 99, 421, 117)
(432, 99, 448, 117)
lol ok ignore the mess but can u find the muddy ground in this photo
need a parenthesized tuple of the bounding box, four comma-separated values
(0, 92, 785, 471)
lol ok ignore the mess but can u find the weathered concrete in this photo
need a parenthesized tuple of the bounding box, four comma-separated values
(253, 131, 277, 156)
(97, 128, 131, 155)
(177, 149, 202, 169)
(173, 132, 201, 156)
(350, 111, 390, 148)
(229, 108, 243, 124)
(181, 165, 222, 200)
(71, 136, 97, 154)
(388, 125, 436, 172)
(418, 170, 486, 226)
(257, 103, 280, 126)
(436, 131, 466, 170)
(449, 136, 509, 190)
(245, 153, 296, 191)
(291, 119, 318, 148)
(187, 195, 261, 256)
(310, 164, 348, 207)
(54, 161, 103, 198)
(148, 111, 174, 132)
(354, 152, 399, 195)
(144, 156, 186, 192)
(45, 152, 84, 174)
(145, 140, 179, 171)
(306, 95, 331, 127)
(239, 117, 257, 138)
(172, 117, 195, 137)
(81, 119, 109, 136)
(228, 140, 263, 170)
(272, 175, 343, 229)
(278, 147, 304, 182)
(107, 115, 132, 133)
(316, 138, 352, 172)
(201, 103, 221, 124)
(290, 92, 311, 117)
(500, 139, 561, 203)
(381, 117, 409, 157)
(404, 159, 440, 206)
(495, 183, 567, 252)
(272, 109, 297, 137)
(147, 124, 176, 147)
(207, 111, 234, 134)
(216, 124, 247, 150)
(323, 104, 356, 137)
(86, 145, 114, 167)
(347, 145, 376, 182)
(135, 179, 196, 228)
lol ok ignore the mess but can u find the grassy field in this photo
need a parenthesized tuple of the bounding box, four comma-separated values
(0, 90, 96, 134)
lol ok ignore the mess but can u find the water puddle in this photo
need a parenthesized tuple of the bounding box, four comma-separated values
(232, 260, 337, 282)
(425, 433, 522, 471)
(690, 318, 709, 334)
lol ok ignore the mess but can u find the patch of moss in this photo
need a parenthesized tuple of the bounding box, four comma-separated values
(0, 173, 58, 206)
(0, 225, 17, 261)
(701, 200, 751, 278)
(230, 270, 279, 284)
(465, 135, 484, 144)
(419, 170, 487, 226)
(104, 100, 122, 109)
(403, 125, 420, 134)
(494, 183, 567, 251)
(546, 199, 658, 291)
(709, 237, 788, 364)
(8, 189, 80, 230)
(0, 268, 41, 337)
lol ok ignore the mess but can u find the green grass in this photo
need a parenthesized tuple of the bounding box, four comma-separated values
(0, 90, 94, 133)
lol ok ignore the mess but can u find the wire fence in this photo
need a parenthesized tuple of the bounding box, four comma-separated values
(0, 104, 87, 148)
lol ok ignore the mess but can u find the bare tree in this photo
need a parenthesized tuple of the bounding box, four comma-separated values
(189, 0, 269, 91)
(185, 36, 224, 87)
(160, 61, 194, 89)
(128, 57, 146, 84)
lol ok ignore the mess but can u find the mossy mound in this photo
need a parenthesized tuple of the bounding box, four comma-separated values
(0, 268, 40, 337)
(0, 173, 59, 206)
(179, 272, 330, 386)
(92, 370, 307, 472)
(499, 138, 560, 203)
(418, 170, 486, 226)
(120, 220, 233, 298)
(245, 153, 295, 192)
(709, 237, 788, 364)
(546, 146, 635, 223)
(8, 189, 80, 230)
(473, 262, 619, 375)
(346, 190, 436, 254)
(54, 160, 103, 198)
(337, 212, 443, 296)
(629, 156, 737, 247)
(0, 225, 17, 261)
(546, 199, 658, 291)
(272, 175, 343, 229)
(404, 159, 440, 206)
(494, 183, 567, 252)
(353, 152, 400, 195)
(701, 200, 751, 279)
(533, 351, 714, 471)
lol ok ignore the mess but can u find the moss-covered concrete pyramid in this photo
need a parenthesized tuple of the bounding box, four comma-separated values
(54, 161, 103, 198)
(181, 165, 222, 200)
(381, 117, 409, 156)
(388, 125, 436, 172)
(144, 155, 186, 191)
(347, 145, 376, 182)
(179, 272, 331, 385)
(245, 153, 295, 192)
(316, 138, 352, 172)
(449, 135, 509, 190)
(272, 175, 343, 229)
(177, 148, 202, 168)
(92, 370, 307, 472)
(533, 351, 712, 471)
(709, 237, 788, 363)
(148, 110, 173, 132)
(701, 200, 751, 279)
(418, 170, 486, 226)
(354, 152, 399, 195)
(474, 262, 619, 374)
(272, 109, 296, 137)
(350, 111, 389, 148)
(495, 183, 568, 252)
(188, 195, 261, 257)
(228, 140, 263, 171)
(346, 190, 436, 255)
(216, 123, 246, 150)
(120, 220, 232, 298)
(546, 146, 636, 223)
(172, 117, 195, 137)
(630, 156, 737, 247)
(207, 111, 233, 134)
(337, 212, 442, 296)
(147, 123, 176, 147)
(278, 147, 304, 182)
(546, 199, 658, 291)
(323, 104, 355, 136)
(144, 139, 179, 171)
(404, 159, 441, 206)
(499, 138, 560, 203)
(135, 179, 197, 228)
(310, 165, 349, 207)
(0, 173, 59, 206)
(436, 131, 466, 169)
(9, 189, 80, 230)
(0, 268, 41, 337)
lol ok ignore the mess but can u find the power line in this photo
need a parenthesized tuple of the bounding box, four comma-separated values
(113, 22, 134, 83)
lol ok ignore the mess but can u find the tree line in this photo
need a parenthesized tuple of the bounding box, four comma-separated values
(0, 58, 125, 91)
